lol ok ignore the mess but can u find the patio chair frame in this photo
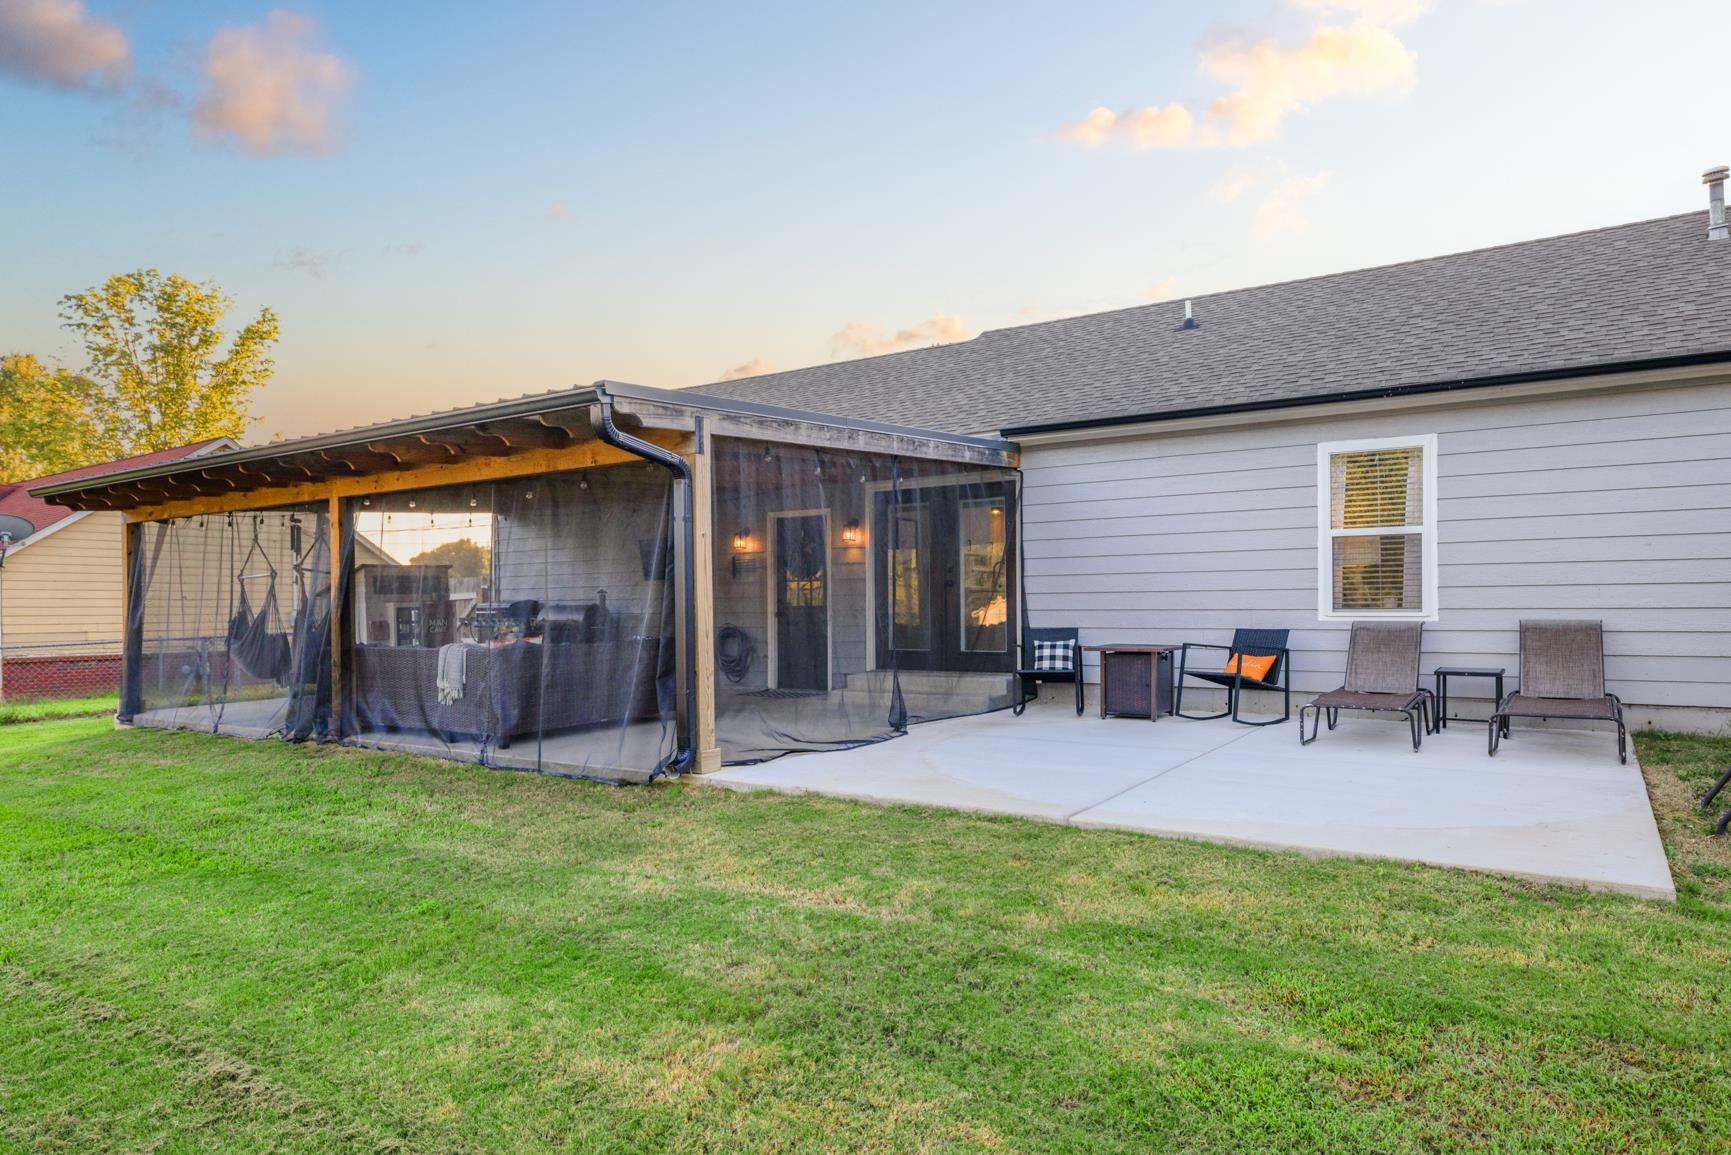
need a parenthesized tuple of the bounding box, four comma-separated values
(1298, 621, 1434, 752)
(1487, 620, 1627, 765)
(1012, 626, 1084, 717)
(1701, 765, 1731, 837)
(1174, 629, 1292, 726)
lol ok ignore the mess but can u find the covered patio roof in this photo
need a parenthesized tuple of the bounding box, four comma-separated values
(31, 380, 1017, 514)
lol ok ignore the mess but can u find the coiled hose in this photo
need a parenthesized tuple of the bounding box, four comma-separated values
(718, 624, 755, 683)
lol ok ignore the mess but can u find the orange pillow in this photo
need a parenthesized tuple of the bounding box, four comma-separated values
(1223, 652, 1276, 682)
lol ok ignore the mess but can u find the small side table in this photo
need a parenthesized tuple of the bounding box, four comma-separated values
(1433, 666, 1505, 730)
(1083, 644, 1175, 721)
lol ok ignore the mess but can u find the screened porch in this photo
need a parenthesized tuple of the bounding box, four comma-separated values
(35, 382, 1020, 783)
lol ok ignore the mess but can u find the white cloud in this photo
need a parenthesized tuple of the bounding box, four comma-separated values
(1059, 103, 1194, 149)
(1144, 276, 1179, 301)
(191, 11, 354, 156)
(1255, 170, 1333, 239)
(1199, 20, 1416, 146)
(1210, 171, 1256, 203)
(1057, 0, 1422, 151)
(381, 241, 424, 257)
(829, 312, 973, 359)
(719, 357, 774, 381)
(0, 0, 129, 90)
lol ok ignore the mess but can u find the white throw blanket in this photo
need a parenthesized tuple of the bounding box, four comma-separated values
(436, 643, 469, 705)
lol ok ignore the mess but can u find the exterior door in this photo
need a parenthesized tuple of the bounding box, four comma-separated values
(773, 513, 829, 690)
(874, 482, 1013, 672)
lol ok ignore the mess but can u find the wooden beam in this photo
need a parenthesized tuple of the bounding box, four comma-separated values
(328, 494, 345, 741)
(528, 411, 589, 438)
(683, 423, 721, 774)
(123, 431, 695, 523)
(362, 438, 457, 469)
(233, 461, 316, 487)
(118, 520, 142, 720)
(472, 420, 572, 452)
(414, 433, 471, 458)
(315, 449, 392, 474)
(195, 468, 239, 491)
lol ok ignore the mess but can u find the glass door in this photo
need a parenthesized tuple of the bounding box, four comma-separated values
(874, 482, 1013, 673)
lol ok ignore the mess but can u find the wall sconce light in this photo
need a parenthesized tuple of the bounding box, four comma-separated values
(840, 519, 864, 546)
(731, 528, 752, 553)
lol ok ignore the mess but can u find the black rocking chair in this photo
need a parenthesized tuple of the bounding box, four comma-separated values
(1012, 627, 1084, 716)
(1175, 628, 1292, 725)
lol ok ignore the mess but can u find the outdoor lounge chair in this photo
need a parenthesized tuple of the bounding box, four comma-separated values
(1300, 622, 1432, 751)
(1488, 620, 1627, 764)
(1175, 628, 1291, 725)
(1012, 626, 1084, 716)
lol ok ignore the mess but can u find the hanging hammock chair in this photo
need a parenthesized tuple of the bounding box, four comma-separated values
(227, 521, 294, 685)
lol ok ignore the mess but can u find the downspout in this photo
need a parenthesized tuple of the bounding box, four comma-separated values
(593, 384, 697, 775)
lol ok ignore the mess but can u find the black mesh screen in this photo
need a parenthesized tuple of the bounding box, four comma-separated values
(127, 504, 332, 740)
(711, 437, 1018, 762)
(337, 465, 677, 783)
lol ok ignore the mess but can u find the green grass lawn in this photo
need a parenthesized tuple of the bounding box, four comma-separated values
(2, 720, 1729, 1153)
(0, 693, 118, 727)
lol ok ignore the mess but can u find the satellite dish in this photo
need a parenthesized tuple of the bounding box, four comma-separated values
(0, 514, 35, 541)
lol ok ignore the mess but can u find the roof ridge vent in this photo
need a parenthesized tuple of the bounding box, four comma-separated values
(1179, 299, 1199, 331)
(1706, 165, 1728, 240)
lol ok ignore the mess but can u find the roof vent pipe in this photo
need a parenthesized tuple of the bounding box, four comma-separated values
(1707, 166, 1729, 240)
(1180, 299, 1198, 330)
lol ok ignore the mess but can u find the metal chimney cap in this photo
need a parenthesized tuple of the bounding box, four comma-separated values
(1704, 166, 1729, 184)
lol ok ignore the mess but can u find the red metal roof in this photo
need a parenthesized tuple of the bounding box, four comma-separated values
(2, 439, 236, 540)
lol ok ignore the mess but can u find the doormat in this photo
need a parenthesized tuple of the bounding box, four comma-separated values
(740, 688, 827, 699)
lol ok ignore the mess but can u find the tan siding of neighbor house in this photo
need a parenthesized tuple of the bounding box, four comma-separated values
(1, 512, 126, 652)
(1019, 377, 1731, 717)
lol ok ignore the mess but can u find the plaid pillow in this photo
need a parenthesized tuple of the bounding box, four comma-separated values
(1031, 639, 1074, 671)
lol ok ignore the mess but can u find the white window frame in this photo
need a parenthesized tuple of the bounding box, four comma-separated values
(1315, 433, 1438, 622)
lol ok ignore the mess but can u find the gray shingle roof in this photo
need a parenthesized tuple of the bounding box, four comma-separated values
(692, 211, 1731, 435)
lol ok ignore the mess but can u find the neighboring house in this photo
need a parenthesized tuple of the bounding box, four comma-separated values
(30, 171, 1731, 782)
(0, 440, 239, 699)
(697, 193, 1731, 730)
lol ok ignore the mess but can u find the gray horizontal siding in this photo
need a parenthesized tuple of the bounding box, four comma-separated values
(1020, 379, 1731, 711)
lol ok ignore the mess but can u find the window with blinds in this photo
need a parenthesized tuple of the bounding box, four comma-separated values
(1316, 436, 1436, 620)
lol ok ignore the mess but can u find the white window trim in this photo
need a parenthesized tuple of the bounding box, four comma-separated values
(1315, 433, 1438, 622)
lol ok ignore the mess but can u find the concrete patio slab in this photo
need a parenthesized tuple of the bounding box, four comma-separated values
(706, 705, 1675, 901)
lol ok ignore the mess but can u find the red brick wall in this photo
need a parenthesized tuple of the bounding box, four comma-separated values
(0, 653, 122, 701)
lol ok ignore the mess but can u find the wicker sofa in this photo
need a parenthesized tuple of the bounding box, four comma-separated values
(351, 638, 664, 746)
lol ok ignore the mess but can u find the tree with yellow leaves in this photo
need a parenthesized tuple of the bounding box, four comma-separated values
(57, 269, 279, 455)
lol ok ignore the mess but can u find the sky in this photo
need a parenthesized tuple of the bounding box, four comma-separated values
(1, 0, 1727, 442)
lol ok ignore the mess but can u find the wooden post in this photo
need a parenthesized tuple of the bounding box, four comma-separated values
(683, 423, 721, 773)
(328, 494, 345, 740)
(118, 519, 143, 722)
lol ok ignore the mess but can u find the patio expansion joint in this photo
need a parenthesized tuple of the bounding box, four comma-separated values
(1057, 722, 1261, 822)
